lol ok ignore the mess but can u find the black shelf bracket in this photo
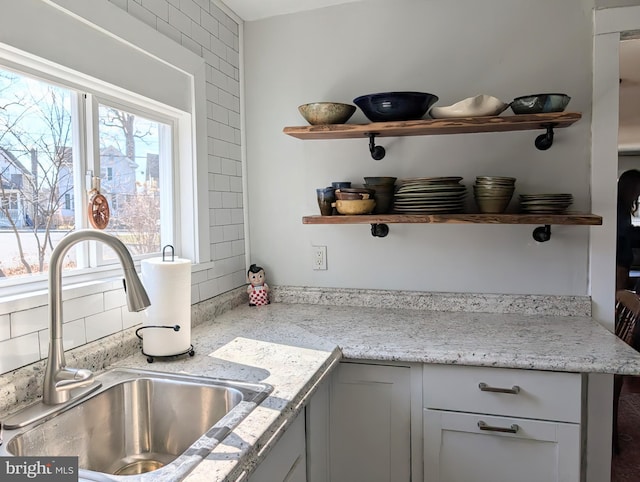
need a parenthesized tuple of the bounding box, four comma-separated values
(534, 124, 556, 150)
(532, 225, 552, 242)
(371, 223, 389, 237)
(366, 133, 386, 160)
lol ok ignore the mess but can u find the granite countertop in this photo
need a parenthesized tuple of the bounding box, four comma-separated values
(3, 289, 640, 482)
(103, 299, 640, 481)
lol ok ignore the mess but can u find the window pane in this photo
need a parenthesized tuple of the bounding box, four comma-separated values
(0, 68, 77, 279)
(97, 104, 166, 259)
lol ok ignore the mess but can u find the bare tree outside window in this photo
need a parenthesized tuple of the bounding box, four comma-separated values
(98, 105, 163, 258)
(0, 68, 170, 280)
(0, 70, 74, 277)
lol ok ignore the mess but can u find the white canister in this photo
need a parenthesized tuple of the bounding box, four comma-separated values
(140, 255, 191, 357)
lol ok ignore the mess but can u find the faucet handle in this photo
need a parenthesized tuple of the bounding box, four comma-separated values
(55, 368, 95, 392)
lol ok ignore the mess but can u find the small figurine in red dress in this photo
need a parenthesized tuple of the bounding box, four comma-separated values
(247, 264, 270, 306)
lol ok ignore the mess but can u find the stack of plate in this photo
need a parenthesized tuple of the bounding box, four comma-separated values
(392, 177, 466, 214)
(473, 176, 516, 214)
(519, 193, 573, 213)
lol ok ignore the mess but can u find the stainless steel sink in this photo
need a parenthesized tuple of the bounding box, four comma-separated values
(0, 368, 272, 480)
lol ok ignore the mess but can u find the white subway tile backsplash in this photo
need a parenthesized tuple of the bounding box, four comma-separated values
(211, 102, 229, 124)
(141, 0, 169, 21)
(210, 225, 225, 243)
(228, 142, 241, 162)
(213, 241, 233, 260)
(221, 158, 237, 176)
(127, 1, 158, 28)
(11, 305, 48, 338)
(209, 191, 223, 208)
(191, 284, 199, 304)
(168, 5, 192, 35)
(218, 23, 235, 49)
(211, 138, 231, 159)
(39, 318, 89, 358)
(181, 33, 202, 56)
(122, 308, 146, 330)
(217, 273, 236, 294)
(231, 239, 245, 257)
(0, 334, 41, 373)
(200, 11, 219, 36)
(222, 224, 239, 241)
(209, 35, 227, 59)
(229, 175, 243, 192)
(218, 90, 239, 112)
(180, 0, 201, 22)
(218, 124, 235, 143)
(209, 155, 223, 175)
(157, 18, 182, 44)
(85, 308, 124, 343)
(63, 293, 104, 322)
(198, 277, 218, 301)
(214, 208, 232, 226)
(0, 314, 10, 341)
(230, 207, 244, 224)
(221, 191, 237, 208)
(191, 21, 210, 47)
(104, 288, 126, 311)
(213, 173, 231, 191)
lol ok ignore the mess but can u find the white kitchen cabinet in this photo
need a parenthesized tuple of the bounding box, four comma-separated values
(248, 409, 307, 482)
(328, 361, 412, 482)
(422, 364, 582, 482)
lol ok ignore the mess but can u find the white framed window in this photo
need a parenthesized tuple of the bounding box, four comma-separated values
(0, 0, 209, 301)
(0, 59, 187, 295)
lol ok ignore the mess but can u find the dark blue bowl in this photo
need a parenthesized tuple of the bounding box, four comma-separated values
(353, 91, 439, 122)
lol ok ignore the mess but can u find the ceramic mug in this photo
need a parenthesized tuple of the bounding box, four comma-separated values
(316, 187, 335, 216)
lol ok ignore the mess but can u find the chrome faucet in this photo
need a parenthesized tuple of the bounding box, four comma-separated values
(43, 229, 151, 405)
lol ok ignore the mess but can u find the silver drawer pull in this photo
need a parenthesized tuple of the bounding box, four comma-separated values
(477, 420, 519, 434)
(478, 382, 520, 394)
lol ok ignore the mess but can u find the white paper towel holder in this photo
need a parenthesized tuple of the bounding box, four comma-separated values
(135, 245, 195, 363)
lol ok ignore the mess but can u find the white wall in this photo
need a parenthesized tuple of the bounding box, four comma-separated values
(243, 0, 594, 295)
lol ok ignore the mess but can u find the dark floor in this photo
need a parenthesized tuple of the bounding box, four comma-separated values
(612, 376, 640, 481)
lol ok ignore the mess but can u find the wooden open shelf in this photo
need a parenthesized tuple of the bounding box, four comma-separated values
(284, 112, 581, 140)
(302, 213, 602, 226)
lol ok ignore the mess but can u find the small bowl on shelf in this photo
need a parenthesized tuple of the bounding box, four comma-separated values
(334, 199, 376, 215)
(335, 188, 375, 200)
(510, 93, 571, 115)
(298, 102, 356, 125)
(353, 92, 439, 122)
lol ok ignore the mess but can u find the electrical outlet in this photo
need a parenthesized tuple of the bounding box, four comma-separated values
(312, 245, 327, 270)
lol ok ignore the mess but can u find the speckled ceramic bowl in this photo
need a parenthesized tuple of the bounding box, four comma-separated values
(510, 93, 571, 114)
(298, 102, 356, 125)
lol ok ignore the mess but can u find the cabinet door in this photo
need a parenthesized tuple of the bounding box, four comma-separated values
(329, 362, 411, 482)
(248, 409, 307, 482)
(423, 409, 580, 482)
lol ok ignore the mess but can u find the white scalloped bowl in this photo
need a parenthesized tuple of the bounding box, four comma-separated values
(430, 94, 509, 119)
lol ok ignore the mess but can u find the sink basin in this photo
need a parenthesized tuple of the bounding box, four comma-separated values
(0, 368, 272, 480)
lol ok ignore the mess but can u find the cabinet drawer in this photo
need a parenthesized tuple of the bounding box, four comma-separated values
(423, 409, 581, 482)
(423, 364, 582, 423)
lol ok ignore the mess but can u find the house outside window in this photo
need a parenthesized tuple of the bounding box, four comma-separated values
(0, 65, 174, 280)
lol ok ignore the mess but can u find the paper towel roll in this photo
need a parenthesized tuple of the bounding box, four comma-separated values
(141, 256, 191, 356)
